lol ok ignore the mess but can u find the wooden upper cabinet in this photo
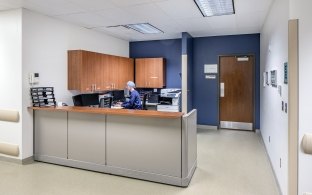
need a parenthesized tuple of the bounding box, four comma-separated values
(135, 58, 166, 88)
(117, 57, 134, 89)
(68, 50, 134, 92)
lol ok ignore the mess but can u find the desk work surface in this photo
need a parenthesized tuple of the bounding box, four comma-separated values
(29, 106, 183, 119)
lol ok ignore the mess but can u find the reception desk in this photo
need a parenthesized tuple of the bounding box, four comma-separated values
(31, 106, 197, 187)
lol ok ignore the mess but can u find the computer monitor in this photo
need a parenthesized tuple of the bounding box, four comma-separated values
(72, 95, 82, 106)
(112, 90, 125, 101)
(73, 93, 99, 106)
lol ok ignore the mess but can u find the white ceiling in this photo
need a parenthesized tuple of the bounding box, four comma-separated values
(0, 0, 273, 41)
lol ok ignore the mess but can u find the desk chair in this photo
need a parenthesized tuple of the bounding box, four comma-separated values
(99, 97, 112, 108)
(142, 93, 148, 110)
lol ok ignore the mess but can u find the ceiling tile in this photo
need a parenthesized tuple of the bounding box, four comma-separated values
(23, 0, 84, 16)
(111, 0, 154, 7)
(206, 15, 237, 30)
(66, 0, 117, 11)
(0, 0, 23, 9)
(96, 7, 145, 26)
(156, 0, 202, 19)
(126, 3, 169, 24)
(235, 0, 273, 13)
(54, 13, 116, 28)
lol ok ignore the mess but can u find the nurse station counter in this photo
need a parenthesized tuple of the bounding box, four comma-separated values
(30, 106, 197, 187)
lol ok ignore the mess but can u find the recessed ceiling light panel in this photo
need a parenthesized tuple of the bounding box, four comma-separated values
(122, 23, 163, 34)
(194, 0, 235, 17)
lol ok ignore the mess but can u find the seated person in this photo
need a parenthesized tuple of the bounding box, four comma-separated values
(121, 81, 142, 110)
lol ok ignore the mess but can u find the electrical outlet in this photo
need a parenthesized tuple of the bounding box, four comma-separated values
(285, 103, 288, 113)
(280, 158, 282, 168)
(282, 101, 284, 111)
(269, 136, 271, 143)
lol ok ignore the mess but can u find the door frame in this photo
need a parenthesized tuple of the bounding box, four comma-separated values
(218, 54, 256, 131)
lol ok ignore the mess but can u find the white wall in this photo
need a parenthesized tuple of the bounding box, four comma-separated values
(289, 1, 312, 194)
(20, 9, 129, 159)
(0, 9, 22, 159)
(260, 0, 289, 194)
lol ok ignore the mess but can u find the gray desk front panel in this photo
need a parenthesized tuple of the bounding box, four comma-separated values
(106, 115, 182, 177)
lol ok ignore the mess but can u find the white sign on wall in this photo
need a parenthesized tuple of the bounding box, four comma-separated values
(204, 64, 218, 74)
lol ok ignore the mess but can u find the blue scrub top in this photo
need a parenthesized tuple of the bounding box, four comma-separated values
(122, 90, 142, 110)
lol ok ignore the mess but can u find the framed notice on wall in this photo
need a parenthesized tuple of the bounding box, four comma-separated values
(271, 70, 277, 87)
(266, 71, 269, 86)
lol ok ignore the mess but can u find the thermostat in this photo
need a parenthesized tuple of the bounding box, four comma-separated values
(29, 73, 39, 84)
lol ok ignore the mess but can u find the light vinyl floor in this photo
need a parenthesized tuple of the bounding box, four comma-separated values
(0, 129, 280, 195)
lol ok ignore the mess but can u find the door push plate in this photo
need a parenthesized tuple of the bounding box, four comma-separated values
(220, 83, 225, 97)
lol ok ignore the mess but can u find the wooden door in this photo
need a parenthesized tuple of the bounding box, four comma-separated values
(135, 59, 147, 88)
(219, 55, 254, 130)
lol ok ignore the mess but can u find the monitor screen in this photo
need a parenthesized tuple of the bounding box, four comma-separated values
(72, 95, 82, 106)
(82, 93, 99, 106)
(112, 90, 125, 101)
(73, 93, 99, 106)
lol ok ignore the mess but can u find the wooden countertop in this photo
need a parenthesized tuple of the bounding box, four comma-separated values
(29, 106, 184, 119)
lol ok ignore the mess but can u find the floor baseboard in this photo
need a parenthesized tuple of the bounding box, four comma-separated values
(256, 129, 283, 195)
(0, 155, 34, 165)
(197, 125, 218, 130)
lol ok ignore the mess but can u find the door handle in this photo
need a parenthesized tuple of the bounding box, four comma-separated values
(220, 83, 225, 97)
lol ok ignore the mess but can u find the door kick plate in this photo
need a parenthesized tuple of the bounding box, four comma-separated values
(220, 121, 253, 131)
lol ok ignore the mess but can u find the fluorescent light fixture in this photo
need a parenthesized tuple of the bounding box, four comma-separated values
(122, 23, 163, 34)
(194, 0, 235, 17)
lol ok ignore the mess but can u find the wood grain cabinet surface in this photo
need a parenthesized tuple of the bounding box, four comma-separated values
(135, 58, 166, 88)
(68, 50, 134, 92)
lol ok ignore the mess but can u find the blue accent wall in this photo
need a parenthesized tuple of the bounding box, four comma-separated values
(193, 34, 260, 128)
(130, 34, 260, 129)
(129, 39, 182, 88)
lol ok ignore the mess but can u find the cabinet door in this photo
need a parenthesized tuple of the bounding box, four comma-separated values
(82, 51, 98, 91)
(117, 57, 134, 90)
(102, 54, 114, 90)
(147, 58, 164, 88)
(135, 59, 147, 87)
(94, 52, 104, 91)
(135, 58, 165, 88)
(68, 50, 83, 90)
